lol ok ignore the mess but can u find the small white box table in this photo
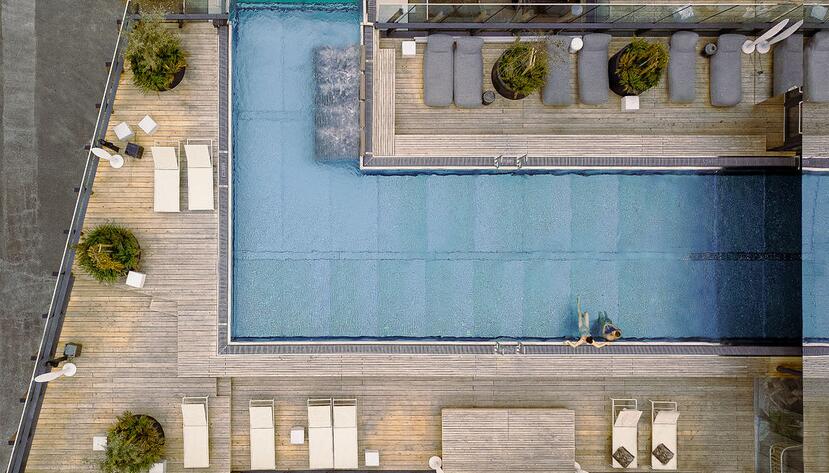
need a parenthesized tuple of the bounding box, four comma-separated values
(126, 271, 146, 288)
(290, 426, 305, 444)
(365, 449, 380, 467)
(113, 122, 134, 141)
(92, 436, 107, 451)
(138, 115, 159, 135)
(621, 95, 639, 112)
(148, 460, 167, 473)
(402, 40, 417, 57)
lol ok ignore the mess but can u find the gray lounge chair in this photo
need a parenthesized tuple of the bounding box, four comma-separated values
(805, 31, 829, 102)
(773, 34, 803, 96)
(709, 34, 746, 107)
(454, 37, 484, 108)
(668, 31, 699, 103)
(578, 33, 611, 105)
(424, 34, 454, 107)
(542, 36, 573, 105)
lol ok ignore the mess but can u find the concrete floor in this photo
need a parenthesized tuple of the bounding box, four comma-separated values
(0, 0, 122, 468)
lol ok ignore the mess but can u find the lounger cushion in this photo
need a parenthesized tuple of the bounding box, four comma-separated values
(710, 34, 746, 106)
(543, 36, 573, 105)
(424, 34, 454, 107)
(805, 31, 829, 102)
(652, 443, 674, 465)
(612, 446, 635, 468)
(578, 33, 611, 105)
(773, 34, 803, 96)
(453, 37, 484, 108)
(668, 31, 699, 103)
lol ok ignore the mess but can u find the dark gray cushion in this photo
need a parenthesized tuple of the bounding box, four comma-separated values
(773, 34, 803, 96)
(668, 31, 699, 103)
(710, 34, 745, 106)
(578, 33, 611, 105)
(542, 36, 573, 105)
(424, 34, 454, 107)
(805, 31, 829, 102)
(652, 443, 675, 465)
(612, 446, 635, 468)
(453, 37, 484, 108)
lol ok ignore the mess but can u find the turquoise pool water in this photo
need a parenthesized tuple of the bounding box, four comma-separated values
(231, 4, 802, 342)
(803, 172, 828, 341)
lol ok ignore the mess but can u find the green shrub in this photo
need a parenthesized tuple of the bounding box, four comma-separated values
(495, 40, 548, 97)
(101, 412, 165, 473)
(75, 224, 141, 283)
(125, 16, 187, 93)
(132, 0, 181, 13)
(614, 38, 669, 94)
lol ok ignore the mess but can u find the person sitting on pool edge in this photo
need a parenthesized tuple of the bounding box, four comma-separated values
(596, 310, 622, 341)
(565, 297, 609, 348)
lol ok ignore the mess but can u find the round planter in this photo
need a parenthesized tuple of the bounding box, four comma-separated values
(138, 415, 166, 445)
(608, 45, 637, 97)
(161, 66, 186, 92)
(491, 58, 529, 101)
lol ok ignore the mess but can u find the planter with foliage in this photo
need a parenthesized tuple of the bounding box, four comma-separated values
(132, 0, 182, 14)
(101, 412, 165, 473)
(125, 16, 188, 93)
(491, 40, 548, 100)
(75, 224, 141, 283)
(609, 37, 669, 96)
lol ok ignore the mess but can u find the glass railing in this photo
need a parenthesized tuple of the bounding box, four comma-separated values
(183, 0, 226, 13)
(804, 3, 829, 23)
(376, 2, 805, 26)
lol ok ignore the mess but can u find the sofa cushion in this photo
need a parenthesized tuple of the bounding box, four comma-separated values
(543, 36, 574, 105)
(578, 33, 611, 105)
(710, 34, 745, 106)
(612, 446, 635, 468)
(652, 443, 675, 465)
(453, 37, 484, 108)
(773, 34, 803, 96)
(424, 34, 454, 107)
(805, 31, 829, 102)
(669, 31, 699, 103)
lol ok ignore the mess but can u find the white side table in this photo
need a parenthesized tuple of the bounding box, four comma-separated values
(113, 122, 134, 141)
(92, 436, 107, 451)
(568, 37, 583, 54)
(401, 40, 417, 57)
(138, 115, 159, 135)
(621, 95, 639, 112)
(290, 426, 305, 444)
(365, 449, 380, 467)
(126, 271, 146, 288)
(148, 460, 167, 473)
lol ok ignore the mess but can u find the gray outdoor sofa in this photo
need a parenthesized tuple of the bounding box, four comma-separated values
(454, 37, 484, 108)
(773, 34, 803, 96)
(668, 31, 699, 103)
(542, 36, 573, 105)
(424, 34, 454, 107)
(805, 31, 829, 102)
(578, 33, 612, 105)
(709, 34, 745, 107)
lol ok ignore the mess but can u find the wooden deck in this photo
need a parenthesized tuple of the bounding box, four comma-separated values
(374, 36, 796, 162)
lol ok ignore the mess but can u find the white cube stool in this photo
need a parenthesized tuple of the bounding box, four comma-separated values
(148, 461, 167, 473)
(138, 115, 159, 135)
(290, 426, 305, 445)
(402, 40, 417, 57)
(365, 449, 380, 467)
(92, 436, 107, 451)
(113, 122, 134, 141)
(126, 271, 146, 288)
(621, 95, 639, 112)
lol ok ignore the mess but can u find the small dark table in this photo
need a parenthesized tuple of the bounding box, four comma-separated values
(482, 90, 496, 106)
(703, 43, 717, 57)
(125, 142, 144, 159)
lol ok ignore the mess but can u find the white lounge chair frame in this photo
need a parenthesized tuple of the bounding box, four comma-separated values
(308, 398, 334, 469)
(184, 139, 215, 211)
(611, 398, 642, 469)
(151, 143, 180, 213)
(333, 398, 358, 469)
(650, 400, 679, 470)
(250, 399, 276, 470)
(182, 396, 210, 468)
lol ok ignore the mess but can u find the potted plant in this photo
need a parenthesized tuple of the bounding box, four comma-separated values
(74, 224, 142, 283)
(125, 16, 187, 93)
(609, 37, 669, 96)
(132, 0, 182, 14)
(491, 39, 548, 100)
(100, 411, 165, 473)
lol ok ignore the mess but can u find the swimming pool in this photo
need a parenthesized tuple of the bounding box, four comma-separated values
(230, 4, 802, 343)
(803, 172, 828, 342)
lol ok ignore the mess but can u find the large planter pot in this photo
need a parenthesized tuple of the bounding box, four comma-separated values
(140, 415, 166, 444)
(491, 57, 529, 100)
(608, 45, 636, 97)
(159, 66, 186, 92)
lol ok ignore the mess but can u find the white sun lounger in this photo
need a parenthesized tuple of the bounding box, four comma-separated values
(182, 396, 210, 469)
(151, 146, 180, 212)
(308, 398, 334, 469)
(612, 399, 642, 469)
(250, 400, 276, 470)
(333, 399, 358, 469)
(651, 401, 680, 470)
(184, 142, 214, 211)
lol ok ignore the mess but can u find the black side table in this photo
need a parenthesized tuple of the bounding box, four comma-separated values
(125, 142, 144, 159)
(482, 90, 496, 106)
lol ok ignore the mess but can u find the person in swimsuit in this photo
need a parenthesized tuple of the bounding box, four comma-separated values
(596, 310, 622, 341)
(565, 297, 608, 348)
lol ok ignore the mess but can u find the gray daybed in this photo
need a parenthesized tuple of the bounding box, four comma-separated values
(578, 33, 612, 105)
(668, 31, 699, 103)
(424, 34, 454, 107)
(709, 34, 746, 107)
(805, 31, 829, 102)
(773, 34, 803, 96)
(542, 36, 573, 105)
(454, 37, 484, 108)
